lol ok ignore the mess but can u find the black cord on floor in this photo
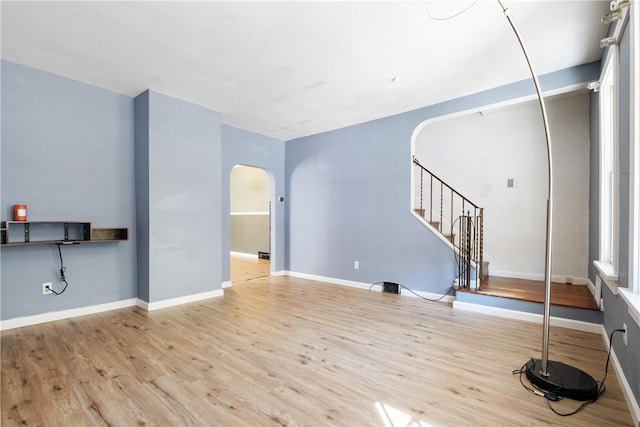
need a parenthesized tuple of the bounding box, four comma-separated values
(512, 362, 544, 397)
(399, 282, 454, 301)
(368, 220, 464, 302)
(513, 328, 625, 416)
(49, 243, 70, 295)
(368, 281, 454, 302)
(369, 281, 384, 291)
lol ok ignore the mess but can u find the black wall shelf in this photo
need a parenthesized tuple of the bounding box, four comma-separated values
(1, 221, 128, 246)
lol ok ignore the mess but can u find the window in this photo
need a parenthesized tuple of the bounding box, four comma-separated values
(597, 47, 619, 276)
(619, 0, 640, 327)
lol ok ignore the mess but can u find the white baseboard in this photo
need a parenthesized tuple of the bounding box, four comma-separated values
(566, 276, 588, 286)
(1, 288, 227, 330)
(601, 326, 640, 427)
(452, 300, 601, 333)
(137, 289, 224, 311)
(490, 270, 588, 285)
(285, 271, 371, 290)
(222, 280, 232, 288)
(0, 298, 138, 331)
(284, 271, 455, 303)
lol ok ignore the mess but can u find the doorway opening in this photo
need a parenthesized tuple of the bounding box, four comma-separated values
(411, 91, 597, 310)
(230, 165, 271, 282)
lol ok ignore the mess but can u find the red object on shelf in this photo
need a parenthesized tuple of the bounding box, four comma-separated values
(13, 205, 27, 221)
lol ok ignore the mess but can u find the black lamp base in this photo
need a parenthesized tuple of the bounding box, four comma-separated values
(525, 358, 599, 401)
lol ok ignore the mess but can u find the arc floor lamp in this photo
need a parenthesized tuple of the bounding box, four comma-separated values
(496, 0, 599, 400)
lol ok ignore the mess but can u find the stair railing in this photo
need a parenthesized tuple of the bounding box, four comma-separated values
(413, 156, 484, 288)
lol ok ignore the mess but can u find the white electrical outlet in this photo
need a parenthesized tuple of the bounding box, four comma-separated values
(623, 323, 627, 346)
(353, 261, 359, 270)
(42, 282, 53, 295)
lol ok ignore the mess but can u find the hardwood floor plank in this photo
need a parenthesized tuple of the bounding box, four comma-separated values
(1, 275, 633, 426)
(2, 354, 47, 426)
(462, 276, 600, 310)
(230, 255, 270, 283)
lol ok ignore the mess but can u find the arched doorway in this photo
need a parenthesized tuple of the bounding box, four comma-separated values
(411, 91, 591, 285)
(229, 165, 271, 282)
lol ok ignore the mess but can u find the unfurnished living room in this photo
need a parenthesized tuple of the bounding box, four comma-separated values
(1, 1, 639, 426)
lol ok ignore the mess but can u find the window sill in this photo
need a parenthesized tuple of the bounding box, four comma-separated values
(594, 260, 618, 295)
(619, 288, 640, 327)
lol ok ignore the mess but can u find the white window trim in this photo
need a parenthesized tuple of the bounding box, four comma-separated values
(594, 259, 619, 295)
(597, 46, 620, 283)
(623, 0, 640, 327)
(630, 0, 640, 293)
(620, 289, 640, 326)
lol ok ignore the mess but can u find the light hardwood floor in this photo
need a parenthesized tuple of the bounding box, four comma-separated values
(458, 276, 600, 310)
(1, 275, 633, 426)
(230, 255, 270, 283)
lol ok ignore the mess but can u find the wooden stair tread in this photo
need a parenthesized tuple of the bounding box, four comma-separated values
(456, 276, 600, 311)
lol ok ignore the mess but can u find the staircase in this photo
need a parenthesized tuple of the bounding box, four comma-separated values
(412, 157, 485, 288)
(412, 159, 601, 323)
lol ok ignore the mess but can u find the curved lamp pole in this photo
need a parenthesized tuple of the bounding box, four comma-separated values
(497, 0, 554, 378)
(497, 0, 598, 400)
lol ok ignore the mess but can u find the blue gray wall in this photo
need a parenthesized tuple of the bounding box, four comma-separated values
(221, 125, 285, 279)
(285, 63, 601, 294)
(1, 61, 137, 319)
(285, 116, 458, 291)
(592, 20, 640, 407)
(1, 63, 225, 317)
(1, 47, 636, 416)
(135, 90, 222, 303)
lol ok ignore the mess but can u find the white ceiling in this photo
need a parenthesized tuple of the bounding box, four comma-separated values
(1, 1, 609, 140)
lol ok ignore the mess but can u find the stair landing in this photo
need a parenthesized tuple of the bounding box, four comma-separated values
(456, 276, 599, 311)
